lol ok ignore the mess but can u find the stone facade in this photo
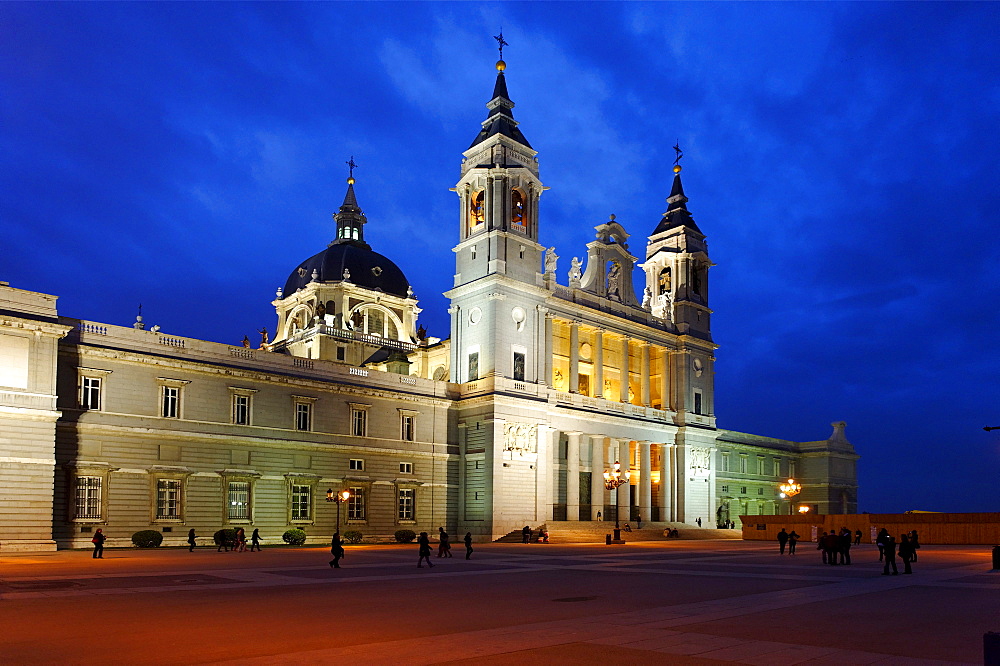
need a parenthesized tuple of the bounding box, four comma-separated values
(0, 61, 858, 550)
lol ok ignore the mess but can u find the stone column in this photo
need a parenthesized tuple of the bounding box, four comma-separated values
(535, 426, 552, 521)
(620, 336, 630, 403)
(566, 431, 581, 520)
(640, 343, 651, 407)
(448, 305, 460, 382)
(543, 315, 554, 387)
(660, 348, 671, 411)
(616, 438, 631, 522)
(659, 443, 672, 522)
(594, 329, 604, 398)
(590, 435, 606, 520)
(569, 320, 580, 393)
(638, 440, 652, 523)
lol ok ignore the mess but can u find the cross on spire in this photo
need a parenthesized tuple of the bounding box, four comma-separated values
(346, 156, 358, 180)
(494, 29, 508, 60)
(672, 141, 683, 166)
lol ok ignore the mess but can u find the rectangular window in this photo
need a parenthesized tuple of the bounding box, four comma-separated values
(789, 461, 797, 478)
(348, 486, 366, 520)
(162, 387, 179, 418)
(80, 376, 102, 410)
(739, 456, 747, 474)
(721, 485, 729, 493)
(468, 351, 479, 381)
(757, 487, 764, 495)
(291, 485, 311, 520)
(296, 402, 312, 431)
(399, 462, 412, 474)
(722, 453, 730, 473)
(336, 346, 345, 361)
(471, 246, 477, 260)
(349, 458, 365, 471)
(740, 486, 747, 495)
(75, 476, 102, 520)
(156, 479, 181, 519)
(512, 351, 525, 381)
(232, 395, 250, 425)
(401, 414, 415, 441)
(228, 481, 251, 520)
(773, 459, 781, 477)
(398, 488, 414, 520)
(693, 391, 703, 415)
(757, 457, 765, 475)
(351, 408, 367, 437)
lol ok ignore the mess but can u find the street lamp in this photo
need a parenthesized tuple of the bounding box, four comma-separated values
(778, 478, 801, 515)
(603, 461, 631, 541)
(325, 488, 351, 536)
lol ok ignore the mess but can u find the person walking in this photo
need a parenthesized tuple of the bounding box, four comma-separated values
(818, 532, 828, 564)
(235, 527, 247, 553)
(437, 527, 452, 557)
(882, 534, 899, 575)
(464, 532, 473, 560)
(839, 527, 852, 565)
(854, 529, 862, 546)
(909, 530, 920, 561)
(417, 532, 434, 568)
(521, 525, 531, 544)
(788, 530, 800, 554)
(777, 528, 789, 555)
(696, 517, 702, 527)
(876, 528, 889, 562)
(328, 532, 345, 568)
(899, 534, 915, 574)
(249, 528, 262, 552)
(92, 528, 106, 559)
(187, 528, 197, 552)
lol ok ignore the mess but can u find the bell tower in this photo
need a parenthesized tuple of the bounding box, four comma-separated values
(446, 46, 548, 385)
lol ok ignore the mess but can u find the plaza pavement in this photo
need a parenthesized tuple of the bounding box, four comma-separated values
(0, 539, 997, 664)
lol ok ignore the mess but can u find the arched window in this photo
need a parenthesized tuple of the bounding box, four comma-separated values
(469, 190, 485, 226)
(511, 190, 525, 228)
(351, 305, 404, 340)
(658, 267, 671, 294)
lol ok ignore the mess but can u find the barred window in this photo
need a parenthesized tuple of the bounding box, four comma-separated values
(156, 479, 181, 519)
(75, 476, 102, 520)
(348, 486, 366, 520)
(80, 377, 102, 410)
(228, 481, 251, 520)
(291, 485, 311, 521)
(398, 488, 414, 520)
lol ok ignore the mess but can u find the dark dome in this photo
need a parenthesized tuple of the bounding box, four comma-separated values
(283, 243, 410, 298)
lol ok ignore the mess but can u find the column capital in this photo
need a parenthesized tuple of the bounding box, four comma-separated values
(447, 305, 460, 314)
(635, 440, 651, 447)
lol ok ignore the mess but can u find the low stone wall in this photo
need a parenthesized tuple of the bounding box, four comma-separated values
(739, 512, 1000, 545)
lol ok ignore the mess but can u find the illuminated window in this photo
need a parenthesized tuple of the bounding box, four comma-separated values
(75, 476, 102, 520)
(511, 189, 525, 227)
(228, 481, 251, 521)
(156, 479, 182, 519)
(348, 487, 366, 520)
(291, 485, 311, 521)
(398, 488, 415, 520)
(470, 190, 485, 225)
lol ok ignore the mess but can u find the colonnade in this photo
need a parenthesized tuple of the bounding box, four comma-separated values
(545, 316, 683, 412)
(557, 433, 681, 523)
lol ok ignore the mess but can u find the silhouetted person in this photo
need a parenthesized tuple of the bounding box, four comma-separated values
(876, 528, 889, 562)
(818, 531, 829, 563)
(438, 527, 452, 557)
(235, 527, 247, 552)
(92, 528, 106, 559)
(249, 528, 262, 551)
(417, 532, 433, 568)
(839, 528, 852, 564)
(788, 530, 800, 554)
(623, 523, 632, 532)
(899, 534, 915, 574)
(882, 534, 898, 575)
(696, 517, 702, 527)
(522, 525, 531, 544)
(909, 530, 920, 561)
(329, 532, 345, 568)
(597, 511, 602, 521)
(854, 530, 862, 546)
(187, 528, 197, 552)
(464, 532, 473, 560)
(777, 528, 789, 555)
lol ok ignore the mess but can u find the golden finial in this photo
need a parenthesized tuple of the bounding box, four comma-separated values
(496, 60, 506, 72)
(494, 30, 508, 72)
(673, 164, 682, 174)
(347, 176, 355, 185)
(346, 156, 358, 185)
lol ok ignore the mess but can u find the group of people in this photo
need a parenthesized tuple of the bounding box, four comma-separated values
(521, 525, 549, 543)
(775, 526, 921, 574)
(876, 528, 920, 575)
(207, 527, 262, 552)
(415, 528, 474, 567)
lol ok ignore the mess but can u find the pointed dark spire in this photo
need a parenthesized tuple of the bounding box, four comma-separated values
(331, 162, 369, 249)
(468, 49, 532, 150)
(651, 165, 701, 235)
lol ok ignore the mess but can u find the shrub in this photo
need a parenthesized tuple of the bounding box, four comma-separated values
(213, 528, 237, 547)
(343, 529, 363, 544)
(394, 529, 416, 543)
(132, 530, 163, 548)
(282, 528, 307, 546)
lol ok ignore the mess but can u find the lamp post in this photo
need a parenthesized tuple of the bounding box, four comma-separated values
(778, 478, 802, 515)
(603, 461, 631, 542)
(325, 488, 351, 537)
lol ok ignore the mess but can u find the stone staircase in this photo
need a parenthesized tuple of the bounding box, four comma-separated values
(493, 521, 742, 543)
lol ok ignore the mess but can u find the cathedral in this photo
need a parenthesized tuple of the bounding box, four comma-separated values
(0, 56, 858, 551)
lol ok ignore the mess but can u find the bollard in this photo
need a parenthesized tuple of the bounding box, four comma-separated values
(993, 545, 1000, 570)
(605, 533, 612, 545)
(985, 631, 1000, 666)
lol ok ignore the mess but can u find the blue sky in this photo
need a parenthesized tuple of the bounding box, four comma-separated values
(3, 2, 998, 512)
